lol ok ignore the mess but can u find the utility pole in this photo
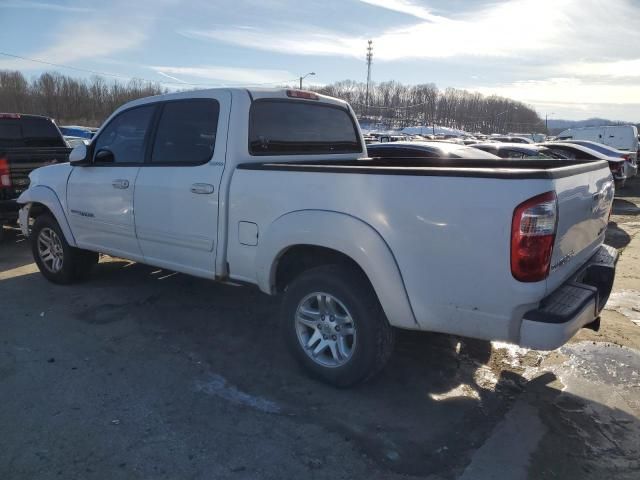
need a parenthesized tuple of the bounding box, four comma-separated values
(365, 40, 373, 116)
(545, 112, 554, 132)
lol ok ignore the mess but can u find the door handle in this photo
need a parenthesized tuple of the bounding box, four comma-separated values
(190, 183, 215, 194)
(112, 179, 129, 189)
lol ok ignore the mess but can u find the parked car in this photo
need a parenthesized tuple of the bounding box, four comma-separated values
(557, 125, 638, 163)
(377, 134, 410, 143)
(490, 135, 535, 144)
(557, 140, 637, 179)
(64, 136, 91, 148)
(471, 143, 561, 159)
(0, 113, 70, 238)
(59, 125, 95, 139)
(540, 142, 628, 188)
(508, 133, 547, 143)
(366, 141, 501, 159)
(18, 88, 617, 387)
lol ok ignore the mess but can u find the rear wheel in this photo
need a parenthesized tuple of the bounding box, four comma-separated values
(281, 264, 395, 387)
(31, 214, 98, 284)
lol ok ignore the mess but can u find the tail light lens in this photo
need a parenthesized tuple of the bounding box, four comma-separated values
(286, 90, 319, 100)
(0, 156, 11, 188)
(610, 162, 623, 174)
(511, 191, 558, 282)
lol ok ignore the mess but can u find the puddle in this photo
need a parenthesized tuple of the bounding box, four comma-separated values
(555, 342, 640, 387)
(605, 290, 640, 326)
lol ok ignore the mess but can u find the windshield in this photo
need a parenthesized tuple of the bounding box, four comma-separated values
(570, 141, 621, 157)
(538, 147, 564, 159)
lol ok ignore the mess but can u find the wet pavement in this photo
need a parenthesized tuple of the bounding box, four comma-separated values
(1, 177, 639, 479)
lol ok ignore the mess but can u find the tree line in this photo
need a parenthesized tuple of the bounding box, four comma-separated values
(0, 70, 165, 127)
(314, 80, 545, 133)
(0, 70, 544, 133)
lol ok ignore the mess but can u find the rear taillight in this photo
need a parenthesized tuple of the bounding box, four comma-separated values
(0, 157, 11, 189)
(511, 191, 558, 282)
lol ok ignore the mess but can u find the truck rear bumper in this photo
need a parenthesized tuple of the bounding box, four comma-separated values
(0, 199, 19, 223)
(519, 244, 618, 350)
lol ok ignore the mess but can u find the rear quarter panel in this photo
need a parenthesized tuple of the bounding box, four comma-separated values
(228, 168, 556, 342)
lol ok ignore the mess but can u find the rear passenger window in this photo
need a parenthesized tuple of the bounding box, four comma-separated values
(94, 105, 155, 164)
(0, 120, 23, 148)
(21, 117, 65, 147)
(151, 99, 219, 164)
(249, 100, 362, 155)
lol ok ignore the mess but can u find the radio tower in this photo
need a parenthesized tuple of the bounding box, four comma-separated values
(365, 40, 373, 113)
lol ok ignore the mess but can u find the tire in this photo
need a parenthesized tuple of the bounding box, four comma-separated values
(281, 264, 395, 387)
(31, 214, 98, 284)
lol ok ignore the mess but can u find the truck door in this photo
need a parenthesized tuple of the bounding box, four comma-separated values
(133, 94, 230, 277)
(67, 104, 156, 259)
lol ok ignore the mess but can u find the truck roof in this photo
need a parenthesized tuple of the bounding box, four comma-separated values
(120, 87, 348, 111)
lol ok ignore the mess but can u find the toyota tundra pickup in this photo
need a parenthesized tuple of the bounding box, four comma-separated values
(17, 88, 617, 386)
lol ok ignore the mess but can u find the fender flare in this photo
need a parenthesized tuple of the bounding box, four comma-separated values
(17, 186, 77, 246)
(255, 210, 418, 329)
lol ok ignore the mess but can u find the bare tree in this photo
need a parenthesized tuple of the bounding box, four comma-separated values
(314, 80, 544, 133)
(0, 70, 165, 126)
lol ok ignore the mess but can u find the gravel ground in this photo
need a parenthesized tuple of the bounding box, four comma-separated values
(1, 177, 639, 480)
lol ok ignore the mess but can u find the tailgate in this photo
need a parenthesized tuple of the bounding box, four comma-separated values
(547, 161, 614, 292)
(3, 147, 70, 198)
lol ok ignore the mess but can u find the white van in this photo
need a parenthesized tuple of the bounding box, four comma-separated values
(557, 125, 639, 162)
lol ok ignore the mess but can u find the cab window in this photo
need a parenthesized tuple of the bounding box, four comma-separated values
(93, 105, 155, 164)
(151, 99, 219, 164)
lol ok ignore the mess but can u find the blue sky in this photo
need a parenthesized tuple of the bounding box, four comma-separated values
(1, 0, 639, 121)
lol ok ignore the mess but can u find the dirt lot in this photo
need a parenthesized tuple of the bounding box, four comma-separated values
(1, 178, 639, 480)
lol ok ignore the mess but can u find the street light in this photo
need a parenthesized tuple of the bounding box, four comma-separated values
(299, 72, 315, 89)
(545, 112, 555, 132)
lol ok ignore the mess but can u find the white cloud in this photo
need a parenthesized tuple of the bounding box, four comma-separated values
(560, 59, 640, 78)
(182, 0, 576, 60)
(180, 27, 358, 58)
(355, 0, 439, 20)
(475, 77, 640, 106)
(150, 65, 296, 85)
(0, 1, 92, 13)
(182, 0, 640, 63)
(0, 0, 170, 71)
(473, 77, 640, 120)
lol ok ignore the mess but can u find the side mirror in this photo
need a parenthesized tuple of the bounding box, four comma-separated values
(69, 144, 88, 165)
(95, 149, 115, 163)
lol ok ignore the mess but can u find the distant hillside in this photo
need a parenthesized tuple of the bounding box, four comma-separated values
(547, 118, 638, 135)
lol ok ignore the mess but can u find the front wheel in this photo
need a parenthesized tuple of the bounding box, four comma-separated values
(281, 264, 395, 387)
(31, 214, 98, 284)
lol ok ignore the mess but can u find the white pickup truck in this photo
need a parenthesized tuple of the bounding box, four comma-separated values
(17, 88, 618, 386)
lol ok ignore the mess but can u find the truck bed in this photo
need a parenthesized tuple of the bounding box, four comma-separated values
(237, 157, 608, 179)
